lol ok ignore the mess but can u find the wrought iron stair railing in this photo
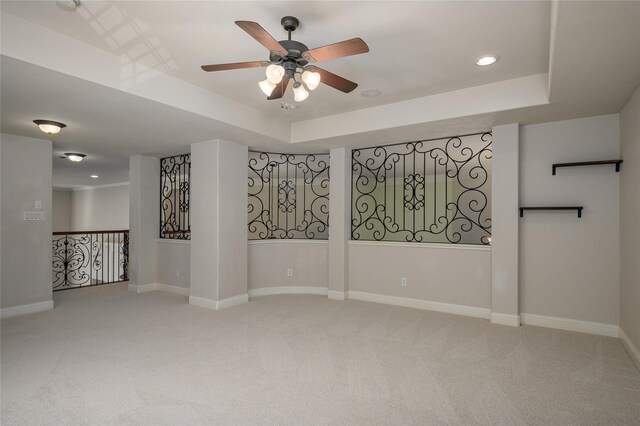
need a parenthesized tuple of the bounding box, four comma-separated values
(52, 230, 129, 291)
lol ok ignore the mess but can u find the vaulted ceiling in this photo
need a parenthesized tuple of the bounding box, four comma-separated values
(1, 1, 639, 187)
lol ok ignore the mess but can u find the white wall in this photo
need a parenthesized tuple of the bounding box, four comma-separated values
(52, 189, 72, 232)
(71, 184, 129, 231)
(248, 241, 328, 290)
(349, 242, 491, 309)
(519, 114, 620, 325)
(1, 133, 53, 312)
(619, 85, 640, 358)
(156, 240, 190, 289)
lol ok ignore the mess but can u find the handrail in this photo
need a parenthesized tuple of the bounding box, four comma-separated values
(53, 229, 129, 235)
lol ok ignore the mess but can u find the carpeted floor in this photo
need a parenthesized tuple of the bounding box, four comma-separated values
(1, 283, 639, 425)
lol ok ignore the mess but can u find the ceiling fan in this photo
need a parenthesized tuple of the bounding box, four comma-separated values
(201, 16, 369, 101)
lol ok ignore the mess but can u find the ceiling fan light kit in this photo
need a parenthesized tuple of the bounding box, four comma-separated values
(202, 16, 369, 102)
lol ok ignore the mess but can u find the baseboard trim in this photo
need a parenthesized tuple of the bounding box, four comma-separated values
(619, 328, 640, 370)
(156, 283, 190, 296)
(248, 286, 328, 298)
(327, 290, 345, 301)
(128, 282, 189, 296)
(490, 312, 521, 327)
(128, 283, 158, 293)
(218, 293, 249, 309)
(520, 313, 619, 338)
(189, 295, 218, 310)
(347, 291, 491, 319)
(189, 293, 249, 311)
(1, 300, 54, 319)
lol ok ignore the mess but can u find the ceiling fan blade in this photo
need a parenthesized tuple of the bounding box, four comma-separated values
(201, 61, 268, 72)
(314, 67, 358, 93)
(235, 21, 289, 57)
(302, 38, 369, 62)
(267, 76, 290, 100)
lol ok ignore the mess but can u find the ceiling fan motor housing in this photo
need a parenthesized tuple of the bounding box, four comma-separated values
(270, 40, 309, 65)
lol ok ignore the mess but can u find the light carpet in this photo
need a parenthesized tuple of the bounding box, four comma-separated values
(1, 283, 639, 425)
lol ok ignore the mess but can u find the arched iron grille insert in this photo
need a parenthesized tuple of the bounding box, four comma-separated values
(351, 132, 492, 245)
(248, 151, 329, 240)
(160, 154, 191, 239)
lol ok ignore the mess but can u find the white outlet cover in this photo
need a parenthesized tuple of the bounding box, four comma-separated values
(35, 200, 42, 209)
(287, 269, 293, 277)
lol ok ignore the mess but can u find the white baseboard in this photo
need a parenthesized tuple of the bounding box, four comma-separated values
(128, 282, 189, 296)
(1, 300, 54, 319)
(327, 290, 345, 301)
(490, 312, 521, 327)
(347, 291, 491, 320)
(128, 283, 158, 293)
(619, 328, 640, 370)
(520, 313, 619, 338)
(189, 293, 249, 311)
(248, 286, 328, 298)
(189, 295, 218, 310)
(156, 283, 190, 296)
(218, 293, 249, 309)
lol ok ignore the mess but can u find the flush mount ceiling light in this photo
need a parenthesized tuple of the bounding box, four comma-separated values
(56, 0, 80, 10)
(64, 153, 86, 162)
(33, 119, 67, 135)
(201, 16, 369, 102)
(476, 55, 499, 66)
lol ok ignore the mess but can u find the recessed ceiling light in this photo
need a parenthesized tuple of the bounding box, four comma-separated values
(361, 89, 382, 98)
(90, 175, 99, 179)
(476, 55, 499, 66)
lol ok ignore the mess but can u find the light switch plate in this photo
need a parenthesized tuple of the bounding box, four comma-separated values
(24, 211, 44, 221)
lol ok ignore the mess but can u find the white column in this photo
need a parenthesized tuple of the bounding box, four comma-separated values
(128, 155, 159, 292)
(490, 124, 520, 326)
(190, 139, 248, 310)
(328, 147, 351, 300)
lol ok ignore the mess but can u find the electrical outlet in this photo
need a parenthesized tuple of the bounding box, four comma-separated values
(176, 269, 180, 277)
(401, 276, 407, 286)
(287, 268, 293, 277)
(35, 200, 42, 209)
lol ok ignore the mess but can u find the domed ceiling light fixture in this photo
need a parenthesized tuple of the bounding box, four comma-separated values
(33, 119, 67, 135)
(64, 153, 86, 162)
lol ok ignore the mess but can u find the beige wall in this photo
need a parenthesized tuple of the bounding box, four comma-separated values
(349, 242, 491, 309)
(519, 114, 620, 325)
(248, 241, 328, 289)
(156, 241, 190, 289)
(52, 189, 72, 232)
(1, 133, 53, 310)
(620, 86, 640, 352)
(72, 184, 129, 231)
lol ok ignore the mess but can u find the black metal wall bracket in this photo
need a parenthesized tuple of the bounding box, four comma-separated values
(552, 160, 622, 175)
(519, 206, 584, 218)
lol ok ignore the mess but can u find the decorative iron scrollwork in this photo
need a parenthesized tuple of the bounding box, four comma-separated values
(52, 231, 129, 291)
(248, 152, 329, 240)
(352, 133, 492, 245)
(160, 154, 191, 239)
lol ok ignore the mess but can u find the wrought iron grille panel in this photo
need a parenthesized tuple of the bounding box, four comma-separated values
(248, 151, 329, 240)
(160, 154, 191, 239)
(52, 230, 129, 291)
(352, 132, 492, 244)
